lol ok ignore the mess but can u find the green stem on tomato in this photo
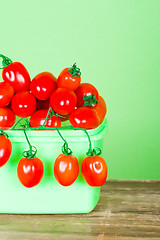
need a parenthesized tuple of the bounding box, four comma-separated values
(68, 63, 81, 77)
(42, 107, 52, 127)
(0, 128, 9, 138)
(82, 94, 98, 107)
(11, 118, 102, 156)
(56, 128, 72, 156)
(22, 129, 37, 159)
(0, 54, 12, 69)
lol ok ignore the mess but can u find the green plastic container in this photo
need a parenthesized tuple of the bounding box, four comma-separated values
(0, 119, 108, 214)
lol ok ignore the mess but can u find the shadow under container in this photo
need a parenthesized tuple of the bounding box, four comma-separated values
(0, 119, 109, 214)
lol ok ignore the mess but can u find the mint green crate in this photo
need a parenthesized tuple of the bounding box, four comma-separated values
(0, 119, 108, 214)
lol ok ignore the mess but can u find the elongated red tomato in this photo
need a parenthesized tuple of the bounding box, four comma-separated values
(17, 157, 44, 188)
(11, 91, 36, 117)
(0, 108, 15, 129)
(30, 72, 57, 100)
(69, 107, 100, 129)
(91, 96, 107, 123)
(0, 82, 14, 107)
(0, 54, 31, 92)
(0, 135, 12, 167)
(30, 110, 61, 128)
(57, 63, 81, 91)
(81, 156, 108, 186)
(50, 88, 77, 115)
(54, 154, 79, 186)
(75, 83, 99, 107)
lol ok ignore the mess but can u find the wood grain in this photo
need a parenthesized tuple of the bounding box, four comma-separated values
(0, 180, 159, 240)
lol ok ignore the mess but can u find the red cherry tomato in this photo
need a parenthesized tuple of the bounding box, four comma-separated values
(0, 135, 12, 167)
(36, 99, 50, 111)
(0, 108, 15, 129)
(57, 63, 81, 91)
(30, 72, 57, 100)
(17, 157, 44, 188)
(0, 54, 31, 92)
(69, 107, 100, 129)
(75, 83, 99, 107)
(0, 82, 14, 107)
(91, 96, 107, 123)
(81, 156, 108, 186)
(11, 91, 36, 117)
(54, 153, 79, 186)
(30, 110, 61, 128)
(50, 88, 77, 115)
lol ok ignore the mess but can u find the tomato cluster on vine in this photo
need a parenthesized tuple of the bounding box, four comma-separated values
(0, 54, 108, 189)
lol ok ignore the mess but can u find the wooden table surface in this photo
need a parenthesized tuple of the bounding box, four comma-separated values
(0, 180, 160, 240)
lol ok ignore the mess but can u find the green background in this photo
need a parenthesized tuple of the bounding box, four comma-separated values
(0, 0, 160, 180)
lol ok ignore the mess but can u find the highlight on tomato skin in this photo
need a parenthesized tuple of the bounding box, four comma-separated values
(11, 91, 36, 118)
(50, 88, 77, 115)
(30, 72, 57, 100)
(81, 156, 108, 187)
(57, 65, 81, 91)
(0, 82, 14, 108)
(2, 62, 31, 92)
(29, 110, 61, 128)
(53, 153, 79, 187)
(17, 157, 44, 188)
(0, 107, 16, 129)
(0, 135, 12, 167)
(69, 106, 100, 129)
(75, 83, 99, 107)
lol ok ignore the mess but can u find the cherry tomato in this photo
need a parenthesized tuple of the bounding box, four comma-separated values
(91, 96, 107, 123)
(30, 72, 57, 100)
(75, 83, 99, 107)
(57, 63, 81, 91)
(69, 107, 100, 129)
(17, 157, 44, 188)
(50, 88, 77, 115)
(0, 135, 12, 167)
(54, 153, 79, 186)
(36, 99, 50, 111)
(0, 108, 15, 129)
(11, 91, 36, 117)
(0, 82, 14, 107)
(30, 110, 61, 128)
(0, 54, 31, 92)
(81, 156, 108, 186)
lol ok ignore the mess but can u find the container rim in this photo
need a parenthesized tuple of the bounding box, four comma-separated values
(5, 119, 109, 138)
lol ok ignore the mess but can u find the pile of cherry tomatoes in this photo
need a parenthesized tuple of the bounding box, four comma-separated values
(0, 54, 108, 189)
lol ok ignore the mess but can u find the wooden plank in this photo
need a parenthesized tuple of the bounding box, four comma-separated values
(0, 180, 159, 239)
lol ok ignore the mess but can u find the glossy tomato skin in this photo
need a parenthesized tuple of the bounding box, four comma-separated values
(0, 108, 15, 129)
(2, 62, 31, 92)
(30, 110, 61, 128)
(54, 154, 79, 186)
(17, 157, 44, 188)
(57, 68, 81, 91)
(11, 91, 36, 117)
(91, 96, 107, 123)
(75, 83, 99, 107)
(30, 72, 57, 100)
(50, 88, 77, 115)
(69, 107, 100, 129)
(0, 135, 12, 167)
(81, 156, 108, 186)
(0, 82, 14, 107)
